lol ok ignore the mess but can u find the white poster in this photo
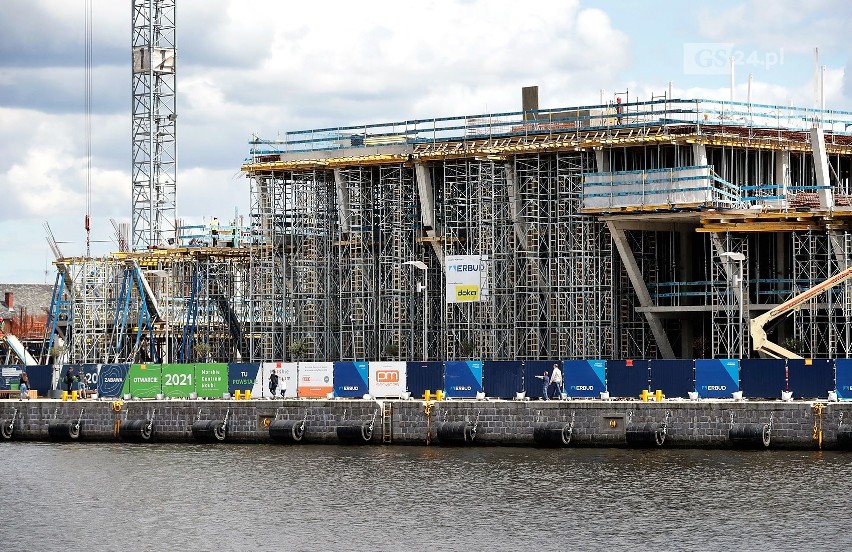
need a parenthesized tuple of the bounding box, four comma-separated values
(297, 361, 334, 398)
(256, 362, 298, 398)
(368, 361, 407, 398)
(445, 254, 489, 303)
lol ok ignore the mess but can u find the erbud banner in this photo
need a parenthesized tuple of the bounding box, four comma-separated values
(445, 255, 489, 303)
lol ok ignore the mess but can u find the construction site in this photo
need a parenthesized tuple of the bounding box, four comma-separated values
(14, 2, 852, 367)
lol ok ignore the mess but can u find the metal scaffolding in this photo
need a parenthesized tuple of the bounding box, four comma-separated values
(131, 0, 177, 250)
(51, 99, 852, 364)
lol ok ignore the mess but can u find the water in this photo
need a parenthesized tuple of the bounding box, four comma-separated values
(1, 442, 850, 551)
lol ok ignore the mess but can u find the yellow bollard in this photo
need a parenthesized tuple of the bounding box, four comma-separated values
(655, 389, 664, 402)
(640, 389, 649, 402)
(435, 390, 445, 401)
(423, 390, 432, 401)
(244, 389, 251, 400)
(234, 390, 242, 400)
(62, 391, 69, 401)
(71, 390, 78, 401)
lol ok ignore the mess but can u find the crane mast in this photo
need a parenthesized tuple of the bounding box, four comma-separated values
(131, 0, 177, 250)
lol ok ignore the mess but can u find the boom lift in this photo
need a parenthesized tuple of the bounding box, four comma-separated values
(750, 266, 852, 359)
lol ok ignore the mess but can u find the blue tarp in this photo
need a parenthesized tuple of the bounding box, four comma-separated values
(483, 361, 523, 399)
(740, 359, 786, 399)
(523, 360, 554, 399)
(650, 359, 694, 398)
(787, 359, 833, 399)
(406, 361, 443, 399)
(606, 360, 649, 398)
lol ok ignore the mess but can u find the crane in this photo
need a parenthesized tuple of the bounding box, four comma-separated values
(750, 266, 852, 359)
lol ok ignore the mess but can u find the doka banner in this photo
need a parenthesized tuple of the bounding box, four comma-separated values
(445, 254, 489, 303)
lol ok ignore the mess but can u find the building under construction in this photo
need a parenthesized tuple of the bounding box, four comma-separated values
(40, 91, 852, 366)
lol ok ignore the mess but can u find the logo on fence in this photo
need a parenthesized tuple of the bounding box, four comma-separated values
(376, 370, 400, 383)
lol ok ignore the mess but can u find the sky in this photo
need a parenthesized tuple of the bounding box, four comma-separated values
(0, 0, 850, 284)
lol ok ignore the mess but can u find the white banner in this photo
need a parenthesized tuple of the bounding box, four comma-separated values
(445, 254, 489, 303)
(256, 362, 298, 398)
(368, 361, 407, 398)
(297, 361, 334, 398)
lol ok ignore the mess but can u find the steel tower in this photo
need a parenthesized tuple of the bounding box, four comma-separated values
(131, 0, 177, 250)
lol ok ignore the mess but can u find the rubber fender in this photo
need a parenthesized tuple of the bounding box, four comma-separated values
(729, 423, 770, 448)
(437, 421, 475, 446)
(533, 421, 572, 447)
(119, 419, 154, 442)
(269, 419, 305, 443)
(0, 420, 13, 440)
(47, 419, 81, 441)
(625, 422, 665, 447)
(191, 420, 227, 443)
(835, 429, 852, 450)
(336, 420, 373, 444)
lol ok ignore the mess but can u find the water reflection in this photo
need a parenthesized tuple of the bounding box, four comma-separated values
(1, 443, 849, 551)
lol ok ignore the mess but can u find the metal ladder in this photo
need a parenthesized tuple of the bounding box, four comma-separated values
(382, 402, 393, 444)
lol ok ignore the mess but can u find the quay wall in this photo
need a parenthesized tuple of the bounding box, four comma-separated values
(0, 398, 849, 449)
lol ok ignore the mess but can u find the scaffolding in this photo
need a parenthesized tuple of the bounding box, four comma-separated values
(51, 98, 852, 364)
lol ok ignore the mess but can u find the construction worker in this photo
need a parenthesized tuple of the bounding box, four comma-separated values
(211, 217, 219, 246)
(616, 96, 624, 124)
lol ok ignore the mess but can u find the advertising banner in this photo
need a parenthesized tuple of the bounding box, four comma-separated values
(564, 359, 606, 398)
(123, 364, 162, 398)
(445, 255, 489, 303)
(695, 359, 739, 398)
(369, 361, 407, 398)
(334, 361, 369, 398)
(836, 359, 852, 400)
(161, 364, 196, 398)
(196, 363, 229, 398)
(229, 363, 260, 395)
(253, 362, 296, 399)
(97, 364, 130, 398)
(79, 364, 99, 393)
(297, 362, 334, 398)
(444, 360, 483, 398)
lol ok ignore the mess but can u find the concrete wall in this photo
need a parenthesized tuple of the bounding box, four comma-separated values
(0, 399, 848, 449)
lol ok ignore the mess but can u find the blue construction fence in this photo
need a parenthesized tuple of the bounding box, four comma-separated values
(0, 358, 848, 400)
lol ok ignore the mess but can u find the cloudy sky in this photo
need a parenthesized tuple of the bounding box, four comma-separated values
(1, 0, 850, 284)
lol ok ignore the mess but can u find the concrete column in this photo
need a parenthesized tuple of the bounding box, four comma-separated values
(692, 143, 707, 166)
(773, 150, 790, 207)
(594, 149, 610, 173)
(333, 168, 351, 234)
(414, 163, 444, 264)
(810, 125, 835, 209)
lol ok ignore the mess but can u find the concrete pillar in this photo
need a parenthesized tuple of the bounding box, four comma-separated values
(810, 126, 835, 209)
(692, 143, 707, 166)
(773, 150, 790, 207)
(594, 149, 610, 173)
(333, 169, 351, 234)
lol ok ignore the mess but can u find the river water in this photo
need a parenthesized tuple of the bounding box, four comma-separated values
(1, 442, 849, 551)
